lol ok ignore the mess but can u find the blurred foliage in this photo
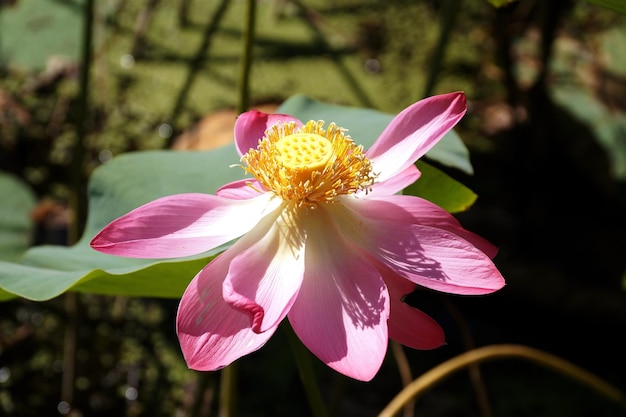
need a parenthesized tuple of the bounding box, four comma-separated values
(586, 0, 626, 14)
(0, 173, 35, 263)
(0, 0, 83, 70)
(487, 0, 517, 8)
(1, 0, 626, 417)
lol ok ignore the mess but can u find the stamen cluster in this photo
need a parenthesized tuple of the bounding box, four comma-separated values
(242, 120, 376, 205)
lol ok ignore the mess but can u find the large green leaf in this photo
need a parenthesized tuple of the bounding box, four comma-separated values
(0, 95, 477, 301)
(0, 172, 36, 263)
(278, 94, 474, 174)
(0, 0, 84, 70)
(405, 161, 477, 213)
(0, 253, 215, 301)
(0, 172, 36, 301)
(0, 148, 240, 301)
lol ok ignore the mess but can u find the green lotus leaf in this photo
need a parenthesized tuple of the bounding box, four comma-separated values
(0, 172, 36, 262)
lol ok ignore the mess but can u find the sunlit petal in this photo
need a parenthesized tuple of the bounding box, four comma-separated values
(366, 164, 421, 197)
(176, 256, 278, 371)
(288, 210, 389, 381)
(223, 205, 305, 333)
(328, 203, 505, 295)
(366, 92, 466, 183)
(91, 192, 278, 258)
(216, 178, 266, 200)
(343, 194, 498, 258)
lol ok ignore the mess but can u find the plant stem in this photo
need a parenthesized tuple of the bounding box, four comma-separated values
(378, 344, 626, 417)
(237, 0, 257, 115)
(70, 0, 95, 243)
(422, 0, 460, 98)
(60, 292, 78, 411)
(60, 0, 94, 412)
(442, 298, 492, 417)
(390, 341, 414, 417)
(284, 323, 330, 417)
(218, 363, 238, 417)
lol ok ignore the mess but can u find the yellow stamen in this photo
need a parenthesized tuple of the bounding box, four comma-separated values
(241, 120, 376, 206)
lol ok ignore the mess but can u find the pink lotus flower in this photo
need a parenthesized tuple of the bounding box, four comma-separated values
(91, 92, 504, 381)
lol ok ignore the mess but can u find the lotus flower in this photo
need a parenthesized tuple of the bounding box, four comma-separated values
(91, 92, 505, 381)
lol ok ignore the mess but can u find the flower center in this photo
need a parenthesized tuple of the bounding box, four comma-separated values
(241, 120, 376, 205)
(275, 133, 332, 183)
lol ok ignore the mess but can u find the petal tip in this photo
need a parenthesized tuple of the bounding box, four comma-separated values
(89, 232, 113, 251)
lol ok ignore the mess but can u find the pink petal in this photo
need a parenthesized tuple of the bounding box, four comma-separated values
(177, 253, 277, 371)
(288, 210, 389, 381)
(366, 164, 421, 197)
(366, 92, 467, 183)
(234, 110, 302, 156)
(343, 194, 498, 258)
(216, 178, 266, 200)
(383, 267, 445, 350)
(327, 203, 505, 295)
(90, 192, 276, 258)
(222, 207, 305, 333)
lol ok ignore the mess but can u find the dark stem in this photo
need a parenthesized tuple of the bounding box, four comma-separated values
(218, 363, 238, 417)
(237, 0, 257, 114)
(442, 298, 492, 417)
(70, 0, 94, 243)
(283, 323, 330, 417)
(60, 293, 78, 412)
(422, 0, 461, 98)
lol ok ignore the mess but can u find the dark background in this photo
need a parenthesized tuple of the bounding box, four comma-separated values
(1, 0, 625, 416)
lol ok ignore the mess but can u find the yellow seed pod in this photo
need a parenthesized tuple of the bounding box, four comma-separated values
(275, 133, 333, 183)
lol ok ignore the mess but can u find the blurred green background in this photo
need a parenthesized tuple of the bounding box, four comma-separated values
(1, 0, 626, 416)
